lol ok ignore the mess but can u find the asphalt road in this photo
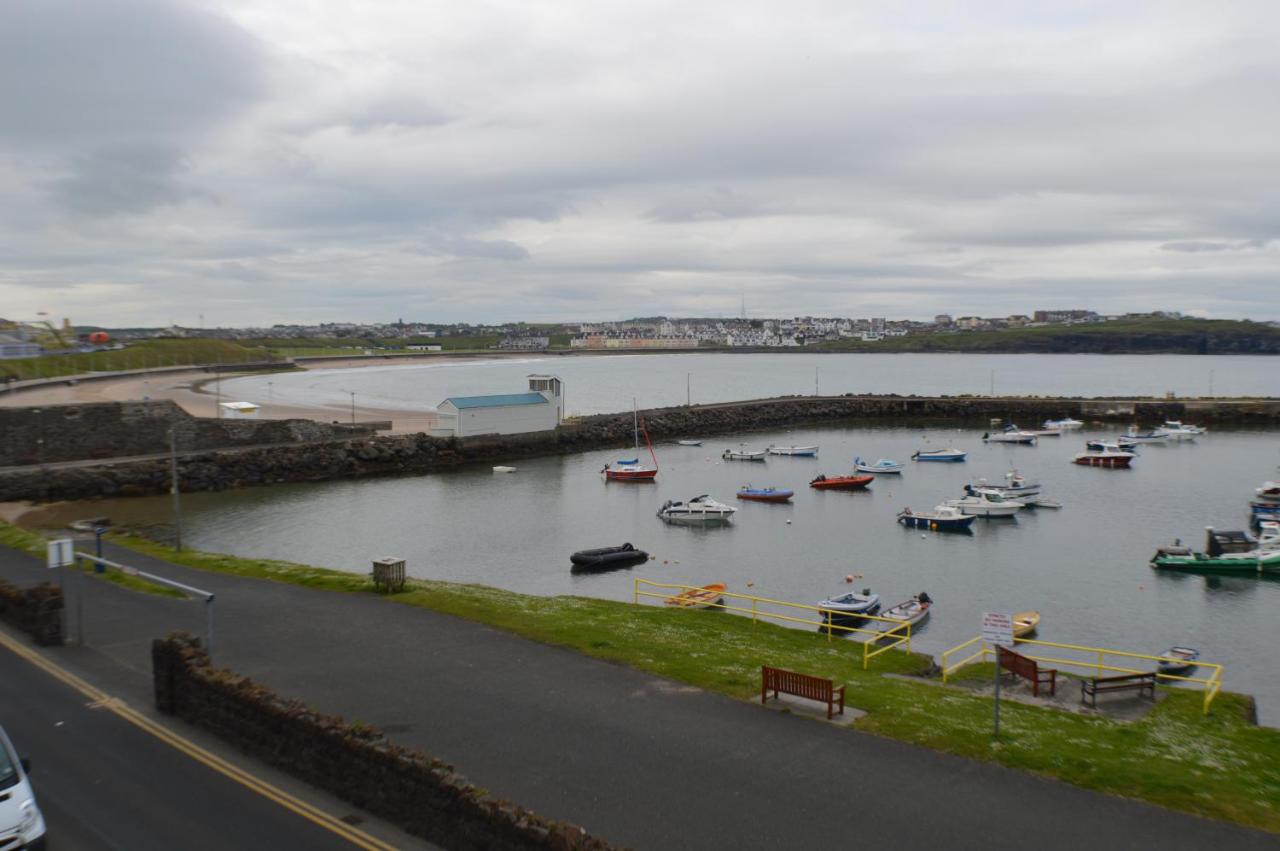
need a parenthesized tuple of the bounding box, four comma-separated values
(0, 645, 365, 851)
(2, 542, 1279, 850)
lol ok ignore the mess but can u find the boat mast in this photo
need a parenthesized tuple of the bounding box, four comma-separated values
(641, 414, 659, 471)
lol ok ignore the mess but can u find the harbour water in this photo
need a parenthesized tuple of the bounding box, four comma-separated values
(71, 420, 1280, 723)
(221, 353, 1277, 417)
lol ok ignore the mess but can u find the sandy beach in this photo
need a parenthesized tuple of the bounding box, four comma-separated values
(0, 362, 442, 434)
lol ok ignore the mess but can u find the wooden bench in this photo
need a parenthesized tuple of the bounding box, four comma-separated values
(1081, 672, 1157, 708)
(761, 666, 845, 719)
(997, 646, 1057, 697)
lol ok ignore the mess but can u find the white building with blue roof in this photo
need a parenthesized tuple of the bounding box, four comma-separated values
(431, 374, 563, 437)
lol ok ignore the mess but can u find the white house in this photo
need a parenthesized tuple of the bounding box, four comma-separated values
(430, 375, 563, 438)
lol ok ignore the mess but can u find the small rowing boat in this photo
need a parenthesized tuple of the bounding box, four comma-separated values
(767, 445, 819, 457)
(492, 465, 517, 473)
(663, 583, 727, 608)
(1012, 610, 1040, 638)
(879, 592, 932, 630)
(854, 456, 903, 474)
(1156, 646, 1200, 676)
(677, 439, 703, 446)
(722, 449, 767, 462)
(912, 448, 967, 462)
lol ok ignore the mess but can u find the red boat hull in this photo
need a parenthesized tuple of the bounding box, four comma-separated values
(810, 475, 874, 490)
(605, 468, 657, 481)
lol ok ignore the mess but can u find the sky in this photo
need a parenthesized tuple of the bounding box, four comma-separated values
(1, 0, 1278, 327)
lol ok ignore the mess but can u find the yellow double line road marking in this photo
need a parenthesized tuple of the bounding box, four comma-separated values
(0, 629, 398, 851)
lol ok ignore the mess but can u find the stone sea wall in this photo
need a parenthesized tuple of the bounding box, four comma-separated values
(2, 395, 1277, 502)
(0, 400, 372, 466)
(152, 634, 621, 851)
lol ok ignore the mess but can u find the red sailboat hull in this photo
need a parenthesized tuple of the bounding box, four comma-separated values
(605, 468, 658, 481)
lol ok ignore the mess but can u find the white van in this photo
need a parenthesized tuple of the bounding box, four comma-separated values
(0, 724, 46, 849)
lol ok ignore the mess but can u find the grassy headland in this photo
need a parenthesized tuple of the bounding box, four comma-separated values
(816, 319, 1280, 355)
(38, 526, 1272, 832)
(0, 339, 276, 382)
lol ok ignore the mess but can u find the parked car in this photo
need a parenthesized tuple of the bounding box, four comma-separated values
(0, 723, 46, 849)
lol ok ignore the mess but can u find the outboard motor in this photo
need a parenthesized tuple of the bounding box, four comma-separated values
(918, 591, 933, 604)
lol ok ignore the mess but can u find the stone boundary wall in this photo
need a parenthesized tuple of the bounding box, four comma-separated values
(0, 400, 372, 466)
(151, 634, 621, 851)
(0, 581, 63, 646)
(3, 395, 1278, 502)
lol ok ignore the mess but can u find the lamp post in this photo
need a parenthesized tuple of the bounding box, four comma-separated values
(349, 391, 356, 425)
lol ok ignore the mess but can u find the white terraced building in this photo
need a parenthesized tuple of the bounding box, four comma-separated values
(430, 374, 563, 438)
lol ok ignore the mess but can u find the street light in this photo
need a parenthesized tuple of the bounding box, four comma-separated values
(349, 391, 356, 425)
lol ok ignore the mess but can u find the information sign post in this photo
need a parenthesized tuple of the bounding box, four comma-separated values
(981, 612, 1015, 738)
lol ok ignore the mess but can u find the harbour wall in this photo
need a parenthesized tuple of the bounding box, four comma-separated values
(2, 395, 1278, 502)
(0, 400, 373, 467)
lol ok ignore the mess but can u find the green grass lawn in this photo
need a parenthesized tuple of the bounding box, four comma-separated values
(5, 520, 1278, 831)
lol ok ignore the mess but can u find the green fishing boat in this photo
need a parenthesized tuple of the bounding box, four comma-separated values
(1151, 522, 1280, 573)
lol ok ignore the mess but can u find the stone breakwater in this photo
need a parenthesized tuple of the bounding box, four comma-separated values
(2, 395, 1277, 502)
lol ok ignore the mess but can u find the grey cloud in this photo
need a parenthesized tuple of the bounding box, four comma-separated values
(48, 144, 205, 215)
(415, 232, 530, 261)
(1161, 239, 1273, 253)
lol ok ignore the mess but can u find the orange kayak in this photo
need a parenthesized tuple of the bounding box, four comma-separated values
(664, 583, 727, 608)
(809, 474, 874, 490)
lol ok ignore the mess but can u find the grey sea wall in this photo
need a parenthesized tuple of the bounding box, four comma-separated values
(2, 395, 1277, 502)
(0, 400, 372, 467)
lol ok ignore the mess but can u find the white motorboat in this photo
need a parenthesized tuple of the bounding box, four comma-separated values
(982, 425, 1037, 444)
(912, 447, 967, 462)
(657, 494, 738, 523)
(676, 439, 703, 447)
(1119, 427, 1169, 444)
(1257, 481, 1280, 503)
(767, 445, 819, 457)
(854, 456, 904, 474)
(1163, 420, 1207, 436)
(1086, 439, 1130, 453)
(965, 470, 1041, 499)
(723, 449, 767, 462)
(492, 466, 517, 473)
(945, 491, 1025, 517)
(1044, 417, 1084, 430)
(1025, 427, 1062, 437)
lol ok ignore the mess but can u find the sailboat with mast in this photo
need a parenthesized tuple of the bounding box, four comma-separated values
(603, 400, 659, 482)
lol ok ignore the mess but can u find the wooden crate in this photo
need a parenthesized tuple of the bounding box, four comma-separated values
(371, 557, 406, 593)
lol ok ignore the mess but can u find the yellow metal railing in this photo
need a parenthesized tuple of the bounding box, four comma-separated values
(940, 635, 1224, 714)
(633, 579, 915, 669)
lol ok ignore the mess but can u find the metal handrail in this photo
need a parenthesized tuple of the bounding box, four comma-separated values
(940, 634, 1225, 714)
(74, 552, 217, 657)
(634, 579, 915, 669)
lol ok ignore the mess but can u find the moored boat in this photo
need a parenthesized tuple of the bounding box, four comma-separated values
(676, 439, 703, 447)
(912, 448, 967, 462)
(664, 583, 727, 608)
(1073, 449, 1135, 468)
(945, 491, 1024, 517)
(817, 589, 881, 623)
(1256, 481, 1280, 502)
(1163, 420, 1207, 436)
(964, 470, 1040, 499)
(897, 505, 977, 530)
(570, 543, 649, 570)
(767, 445, 819, 457)
(1156, 646, 1200, 676)
(722, 449, 767, 462)
(657, 494, 738, 523)
(736, 486, 794, 503)
(1012, 610, 1040, 638)
(854, 456, 903, 474)
(1150, 522, 1280, 573)
(1044, 417, 1084, 430)
(492, 465, 517, 473)
(879, 592, 932, 631)
(1085, 439, 1130, 453)
(809, 473, 874, 490)
(1119, 426, 1169, 444)
(982, 425, 1037, 444)
(604, 401, 659, 481)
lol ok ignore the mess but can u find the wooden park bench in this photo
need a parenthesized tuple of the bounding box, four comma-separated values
(1080, 672, 1157, 708)
(761, 666, 845, 719)
(997, 646, 1057, 697)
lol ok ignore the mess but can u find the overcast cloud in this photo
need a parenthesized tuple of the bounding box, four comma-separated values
(1, 0, 1277, 325)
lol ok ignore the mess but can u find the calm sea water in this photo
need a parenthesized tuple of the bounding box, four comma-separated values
(86, 421, 1280, 723)
(221, 353, 1276, 417)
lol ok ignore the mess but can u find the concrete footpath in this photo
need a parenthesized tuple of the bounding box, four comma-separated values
(2, 542, 1277, 850)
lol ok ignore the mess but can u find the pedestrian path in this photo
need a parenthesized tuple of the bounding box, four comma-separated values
(1, 542, 1275, 850)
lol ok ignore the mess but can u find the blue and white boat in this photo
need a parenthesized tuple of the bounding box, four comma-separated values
(854, 456, 904, 474)
(912, 448, 967, 462)
(897, 504, 977, 530)
(817, 589, 881, 623)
